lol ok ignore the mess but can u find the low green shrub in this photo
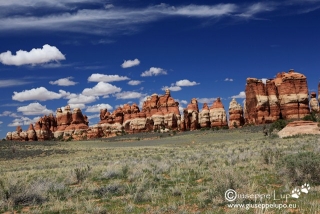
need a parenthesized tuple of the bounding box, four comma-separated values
(302, 112, 318, 122)
(269, 119, 288, 133)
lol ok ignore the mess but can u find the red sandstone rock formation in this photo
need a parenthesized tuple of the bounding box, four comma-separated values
(199, 103, 210, 128)
(16, 126, 22, 133)
(71, 108, 86, 124)
(245, 78, 269, 124)
(56, 106, 72, 134)
(27, 124, 36, 141)
(210, 98, 228, 128)
(309, 92, 319, 113)
(34, 117, 51, 141)
(5, 70, 315, 141)
(276, 70, 309, 119)
(229, 98, 244, 128)
(181, 98, 199, 130)
(87, 125, 103, 139)
(245, 69, 310, 124)
(266, 79, 280, 122)
(278, 120, 320, 138)
(9, 126, 28, 141)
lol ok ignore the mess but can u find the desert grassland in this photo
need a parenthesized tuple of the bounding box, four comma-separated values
(1, 127, 320, 214)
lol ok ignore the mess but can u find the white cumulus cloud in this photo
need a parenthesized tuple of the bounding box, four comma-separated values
(86, 104, 113, 112)
(175, 79, 200, 86)
(66, 103, 86, 109)
(176, 99, 188, 105)
(17, 102, 53, 115)
(12, 87, 62, 102)
(87, 114, 100, 120)
(82, 82, 121, 96)
(231, 91, 246, 99)
(68, 94, 98, 104)
(141, 67, 167, 77)
(0, 44, 65, 66)
(8, 116, 40, 127)
(225, 78, 234, 82)
(128, 80, 143, 85)
(0, 111, 19, 117)
(197, 97, 217, 104)
(121, 58, 140, 68)
(88, 74, 130, 82)
(115, 91, 145, 99)
(49, 77, 77, 86)
(161, 85, 182, 91)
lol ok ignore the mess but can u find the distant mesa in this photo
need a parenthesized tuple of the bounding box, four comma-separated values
(5, 69, 320, 141)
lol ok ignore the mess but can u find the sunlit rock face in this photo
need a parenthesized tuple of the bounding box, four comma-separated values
(228, 98, 244, 128)
(245, 78, 269, 124)
(6, 132, 12, 141)
(86, 124, 103, 139)
(266, 79, 281, 122)
(209, 98, 227, 128)
(245, 69, 310, 124)
(71, 108, 86, 124)
(181, 98, 199, 131)
(34, 117, 51, 141)
(57, 105, 72, 126)
(276, 70, 309, 119)
(199, 103, 210, 128)
(309, 92, 319, 113)
(27, 124, 36, 141)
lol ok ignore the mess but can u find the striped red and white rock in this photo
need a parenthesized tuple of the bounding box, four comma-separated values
(276, 70, 309, 119)
(27, 124, 37, 141)
(245, 78, 269, 124)
(210, 98, 228, 128)
(278, 121, 320, 138)
(199, 103, 210, 128)
(228, 98, 244, 128)
(245, 69, 310, 124)
(181, 98, 199, 131)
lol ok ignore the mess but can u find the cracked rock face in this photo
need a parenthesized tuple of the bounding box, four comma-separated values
(245, 70, 310, 124)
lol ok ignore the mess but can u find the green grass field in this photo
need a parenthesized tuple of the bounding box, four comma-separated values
(1, 126, 320, 213)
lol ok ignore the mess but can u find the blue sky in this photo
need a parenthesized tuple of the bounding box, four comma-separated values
(0, 0, 320, 138)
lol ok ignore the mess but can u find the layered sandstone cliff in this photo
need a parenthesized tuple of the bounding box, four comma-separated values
(181, 98, 199, 131)
(97, 89, 181, 136)
(245, 69, 310, 124)
(6, 105, 89, 141)
(5, 70, 315, 141)
(229, 98, 244, 128)
(209, 98, 228, 128)
(199, 103, 210, 128)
